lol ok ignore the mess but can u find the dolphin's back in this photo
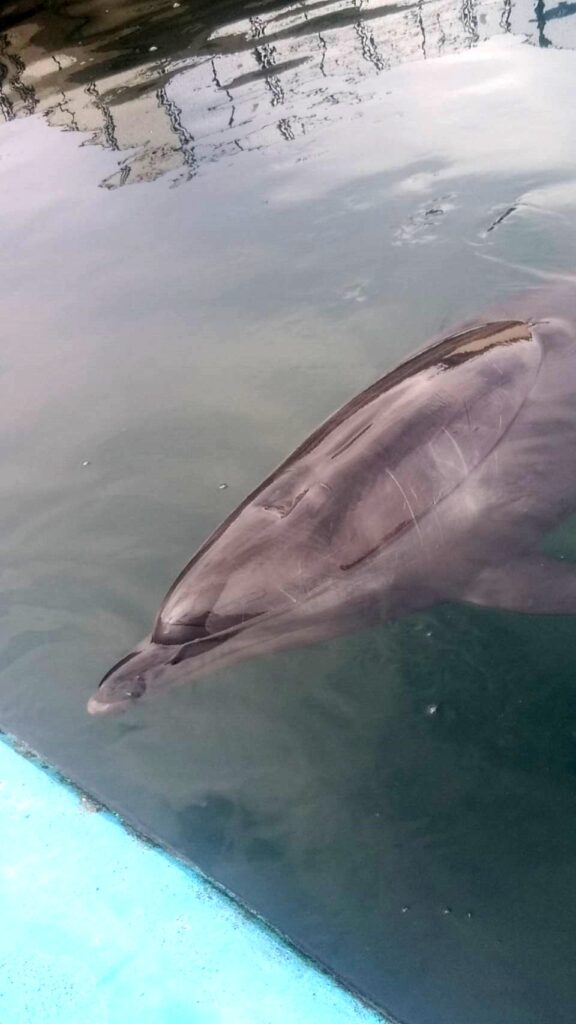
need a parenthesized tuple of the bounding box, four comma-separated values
(154, 320, 541, 644)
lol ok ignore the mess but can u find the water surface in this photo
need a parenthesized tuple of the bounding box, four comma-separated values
(2, 2, 576, 1021)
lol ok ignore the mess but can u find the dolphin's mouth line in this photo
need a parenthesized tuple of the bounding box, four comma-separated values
(89, 609, 297, 716)
(167, 599, 309, 650)
(167, 606, 294, 664)
(98, 649, 140, 688)
(172, 617, 262, 644)
(166, 570, 386, 658)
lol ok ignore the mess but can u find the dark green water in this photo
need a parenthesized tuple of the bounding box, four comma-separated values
(2, 1, 576, 1021)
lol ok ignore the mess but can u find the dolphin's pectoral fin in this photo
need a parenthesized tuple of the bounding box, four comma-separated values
(461, 556, 576, 615)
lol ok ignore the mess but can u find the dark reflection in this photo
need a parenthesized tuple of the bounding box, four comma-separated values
(543, 0, 576, 18)
(500, 0, 513, 30)
(534, 0, 553, 44)
(0, 0, 573, 188)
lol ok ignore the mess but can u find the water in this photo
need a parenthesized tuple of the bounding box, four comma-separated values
(2, 2, 576, 1021)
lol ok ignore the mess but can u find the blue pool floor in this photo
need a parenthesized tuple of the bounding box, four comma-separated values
(0, 734, 389, 1024)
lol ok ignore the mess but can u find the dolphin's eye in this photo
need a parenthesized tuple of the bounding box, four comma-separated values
(124, 675, 147, 700)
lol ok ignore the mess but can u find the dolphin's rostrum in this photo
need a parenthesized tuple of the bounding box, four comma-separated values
(88, 287, 576, 716)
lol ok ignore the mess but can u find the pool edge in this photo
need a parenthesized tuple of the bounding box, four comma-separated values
(0, 729, 395, 1024)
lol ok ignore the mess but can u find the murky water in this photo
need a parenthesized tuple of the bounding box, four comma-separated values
(3, 1, 576, 1021)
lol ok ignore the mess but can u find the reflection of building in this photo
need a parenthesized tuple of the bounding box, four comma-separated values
(1, 0, 575, 188)
(45, 79, 197, 188)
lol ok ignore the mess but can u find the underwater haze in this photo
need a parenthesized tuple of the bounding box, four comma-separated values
(2, 1, 576, 1021)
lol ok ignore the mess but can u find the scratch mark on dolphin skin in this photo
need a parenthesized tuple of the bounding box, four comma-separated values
(464, 400, 472, 432)
(441, 426, 468, 474)
(407, 479, 420, 505)
(493, 413, 503, 475)
(385, 467, 424, 546)
(330, 423, 373, 459)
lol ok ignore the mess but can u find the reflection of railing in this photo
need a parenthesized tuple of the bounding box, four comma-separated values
(0, 33, 37, 118)
(534, 0, 553, 45)
(156, 86, 197, 176)
(51, 89, 80, 133)
(500, 0, 512, 32)
(460, 0, 480, 44)
(0, 63, 15, 122)
(354, 0, 388, 69)
(85, 81, 119, 151)
(0, 0, 574, 186)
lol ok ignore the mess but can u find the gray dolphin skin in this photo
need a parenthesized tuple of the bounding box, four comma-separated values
(88, 286, 576, 716)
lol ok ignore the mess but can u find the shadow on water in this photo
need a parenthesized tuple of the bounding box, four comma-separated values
(1, 0, 575, 187)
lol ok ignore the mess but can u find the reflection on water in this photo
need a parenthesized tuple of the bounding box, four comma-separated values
(1, 0, 575, 187)
(3, 1, 576, 1024)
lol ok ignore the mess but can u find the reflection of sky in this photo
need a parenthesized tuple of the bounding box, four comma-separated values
(1, 0, 576, 187)
(2, 34, 576, 468)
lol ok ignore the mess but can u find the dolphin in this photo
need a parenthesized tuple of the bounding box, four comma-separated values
(88, 286, 576, 716)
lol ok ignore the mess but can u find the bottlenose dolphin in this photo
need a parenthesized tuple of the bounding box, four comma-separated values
(88, 286, 576, 716)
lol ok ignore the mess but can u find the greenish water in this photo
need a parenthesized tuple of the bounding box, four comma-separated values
(2, 2, 576, 1021)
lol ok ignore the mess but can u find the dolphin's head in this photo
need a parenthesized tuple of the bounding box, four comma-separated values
(87, 642, 176, 716)
(87, 619, 268, 716)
